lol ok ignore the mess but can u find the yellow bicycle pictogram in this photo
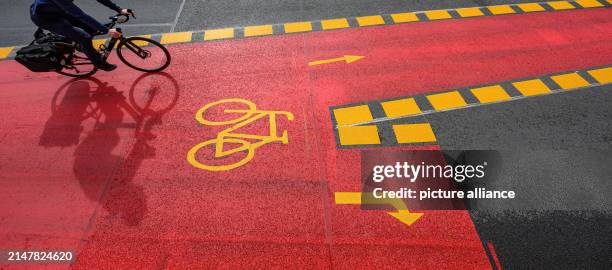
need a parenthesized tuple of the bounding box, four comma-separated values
(187, 98, 294, 171)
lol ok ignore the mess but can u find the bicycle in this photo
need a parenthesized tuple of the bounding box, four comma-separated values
(45, 12, 171, 78)
(187, 98, 294, 172)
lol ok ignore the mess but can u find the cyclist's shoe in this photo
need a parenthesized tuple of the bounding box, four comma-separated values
(95, 61, 117, 71)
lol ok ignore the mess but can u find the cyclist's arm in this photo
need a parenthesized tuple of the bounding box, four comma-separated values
(49, 0, 108, 34)
(96, 0, 122, 13)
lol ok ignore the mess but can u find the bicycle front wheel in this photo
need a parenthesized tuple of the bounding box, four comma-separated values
(116, 37, 171, 72)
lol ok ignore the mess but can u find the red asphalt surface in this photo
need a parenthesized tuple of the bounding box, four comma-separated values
(1, 8, 611, 269)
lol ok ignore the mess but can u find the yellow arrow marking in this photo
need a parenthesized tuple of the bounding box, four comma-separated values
(308, 55, 365, 66)
(334, 192, 423, 226)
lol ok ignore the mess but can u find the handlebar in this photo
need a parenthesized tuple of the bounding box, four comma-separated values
(106, 9, 135, 28)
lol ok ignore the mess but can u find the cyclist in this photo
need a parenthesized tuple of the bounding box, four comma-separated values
(30, 0, 134, 71)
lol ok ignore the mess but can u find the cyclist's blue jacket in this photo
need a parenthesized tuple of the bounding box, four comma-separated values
(31, 0, 122, 34)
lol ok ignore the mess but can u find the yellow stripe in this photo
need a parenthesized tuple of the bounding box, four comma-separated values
(427, 91, 468, 111)
(551, 73, 590, 89)
(160, 32, 193, 44)
(321, 18, 350, 30)
(513, 79, 552, 96)
(334, 192, 362, 204)
(390, 13, 419, 23)
(338, 126, 381, 145)
(92, 39, 107, 50)
(547, 1, 576, 10)
(333, 105, 373, 126)
(424, 10, 452, 20)
(0, 47, 14, 59)
(587, 67, 612, 84)
(356, 15, 385, 26)
(517, 3, 547, 12)
(575, 0, 604, 7)
(488, 5, 516, 15)
(244, 25, 274, 37)
(204, 28, 235, 40)
(393, 123, 437, 143)
(284, 22, 313, 33)
(456, 7, 485, 17)
(471, 85, 512, 103)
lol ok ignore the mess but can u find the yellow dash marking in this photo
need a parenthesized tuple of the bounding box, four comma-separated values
(488, 5, 516, 15)
(427, 91, 468, 111)
(129, 35, 153, 47)
(92, 39, 107, 50)
(587, 67, 612, 84)
(333, 105, 373, 126)
(575, 0, 604, 7)
(356, 15, 385, 26)
(471, 85, 512, 103)
(513, 79, 552, 96)
(160, 32, 193, 44)
(551, 73, 590, 89)
(517, 3, 547, 12)
(284, 22, 313, 33)
(321, 18, 350, 30)
(334, 192, 362, 204)
(381, 98, 421, 118)
(390, 12, 419, 23)
(456, 7, 485, 17)
(547, 1, 576, 10)
(338, 126, 381, 145)
(393, 123, 437, 144)
(424, 10, 453, 20)
(244, 25, 274, 37)
(205, 28, 234, 40)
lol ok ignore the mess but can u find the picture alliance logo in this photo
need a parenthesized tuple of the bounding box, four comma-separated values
(371, 161, 488, 183)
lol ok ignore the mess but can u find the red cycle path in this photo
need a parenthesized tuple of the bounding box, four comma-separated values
(0, 8, 611, 269)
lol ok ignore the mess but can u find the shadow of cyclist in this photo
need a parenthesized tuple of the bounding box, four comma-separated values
(40, 72, 179, 227)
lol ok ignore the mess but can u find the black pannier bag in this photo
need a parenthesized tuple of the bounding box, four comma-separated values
(15, 43, 63, 72)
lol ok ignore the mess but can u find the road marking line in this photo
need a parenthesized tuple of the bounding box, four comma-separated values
(333, 105, 373, 125)
(393, 123, 437, 143)
(129, 35, 153, 46)
(356, 15, 385, 26)
(160, 31, 193, 44)
(284, 21, 313, 33)
(517, 3, 547, 12)
(244, 25, 274, 37)
(424, 10, 453, 20)
(381, 98, 422, 118)
(321, 18, 350, 30)
(471, 85, 512, 103)
(513, 79, 552, 96)
(551, 73, 590, 89)
(390, 12, 420, 23)
(204, 28, 235, 40)
(488, 5, 516, 15)
(337, 125, 381, 145)
(587, 67, 612, 83)
(548, 1, 577, 9)
(334, 192, 362, 204)
(456, 7, 486, 17)
(575, 0, 605, 7)
(0, 47, 14, 59)
(427, 91, 468, 111)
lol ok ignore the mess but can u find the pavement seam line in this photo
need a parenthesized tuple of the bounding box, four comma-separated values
(1, 0, 609, 60)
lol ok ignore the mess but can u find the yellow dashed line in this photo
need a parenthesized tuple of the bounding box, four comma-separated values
(356, 15, 385, 26)
(244, 25, 274, 37)
(0, 47, 14, 59)
(587, 67, 612, 84)
(390, 13, 419, 23)
(547, 1, 577, 9)
(456, 7, 485, 17)
(284, 22, 313, 33)
(381, 98, 421, 118)
(488, 5, 516, 15)
(551, 73, 590, 89)
(471, 85, 512, 103)
(204, 28, 235, 40)
(160, 31, 193, 44)
(513, 79, 552, 96)
(427, 91, 468, 111)
(338, 126, 381, 145)
(424, 10, 453, 20)
(321, 18, 350, 30)
(393, 123, 437, 143)
(575, 0, 605, 7)
(517, 3, 547, 12)
(333, 105, 373, 126)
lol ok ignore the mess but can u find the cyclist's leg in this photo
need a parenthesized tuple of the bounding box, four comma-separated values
(35, 18, 104, 65)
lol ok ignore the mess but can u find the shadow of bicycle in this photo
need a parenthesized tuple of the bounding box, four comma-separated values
(39, 72, 180, 226)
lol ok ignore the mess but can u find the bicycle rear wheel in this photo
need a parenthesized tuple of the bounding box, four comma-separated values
(116, 37, 171, 72)
(56, 51, 97, 78)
